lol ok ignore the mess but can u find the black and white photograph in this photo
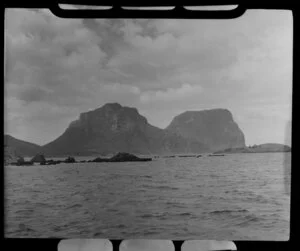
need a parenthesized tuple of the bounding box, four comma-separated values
(4, 7, 292, 240)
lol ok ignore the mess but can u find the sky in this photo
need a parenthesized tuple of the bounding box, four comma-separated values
(4, 8, 293, 146)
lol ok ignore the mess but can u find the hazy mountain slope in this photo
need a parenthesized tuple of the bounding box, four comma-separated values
(4, 134, 42, 157)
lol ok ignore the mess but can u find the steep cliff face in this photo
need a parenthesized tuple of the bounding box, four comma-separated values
(165, 109, 246, 151)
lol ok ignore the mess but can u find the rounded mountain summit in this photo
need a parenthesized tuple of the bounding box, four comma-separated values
(166, 109, 245, 151)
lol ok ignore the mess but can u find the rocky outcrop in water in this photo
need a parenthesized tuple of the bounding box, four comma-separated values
(30, 154, 46, 163)
(91, 152, 152, 162)
(64, 156, 76, 163)
(109, 152, 152, 162)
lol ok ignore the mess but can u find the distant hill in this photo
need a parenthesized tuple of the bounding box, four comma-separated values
(4, 135, 42, 157)
(214, 143, 291, 154)
(166, 109, 246, 151)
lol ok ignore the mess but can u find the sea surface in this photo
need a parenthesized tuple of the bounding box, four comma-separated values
(5, 152, 291, 240)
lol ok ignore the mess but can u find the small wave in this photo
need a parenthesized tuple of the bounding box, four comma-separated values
(35, 202, 50, 207)
(66, 203, 82, 210)
(165, 201, 187, 209)
(166, 201, 184, 205)
(244, 214, 261, 222)
(234, 215, 262, 227)
(156, 185, 179, 190)
(15, 209, 34, 215)
(265, 212, 280, 218)
(143, 230, 160, 236)
(141, 184, 179, 190)
(209, 209, 249, 215)
(53, 226, 62, 231)
(140, 212, 169, 219)
(18, 223, 35, 233)
(178, 212, 194, 217)
(225, 190, 279, 205)
(225, 189, 247, 195)
(140, 175, 152, 178)
(93, 231, 105, 237)
(140, 213, 153, 218)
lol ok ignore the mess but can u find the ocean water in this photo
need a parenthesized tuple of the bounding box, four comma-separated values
(5, 152, 291, 240)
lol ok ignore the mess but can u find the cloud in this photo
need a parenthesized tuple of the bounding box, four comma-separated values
(5, 8, 106, 108)
(101, 82, 141, 95)
(4, 96, 82, 144)
(109, 10, 292, 87)
(140, 83, 203, 103)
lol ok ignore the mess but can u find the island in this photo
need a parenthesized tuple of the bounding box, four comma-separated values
(214, 143, 291, 154)
(91, 152, 152, 162)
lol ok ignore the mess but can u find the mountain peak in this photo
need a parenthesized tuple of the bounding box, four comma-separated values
(181, 108, 231, 115)
(92, 103, 140, 114)
(90, 103, 122, 114)
(102, 102, 122, 109)
(166, 108, 245, 151)
(63, 103, 149, 143)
